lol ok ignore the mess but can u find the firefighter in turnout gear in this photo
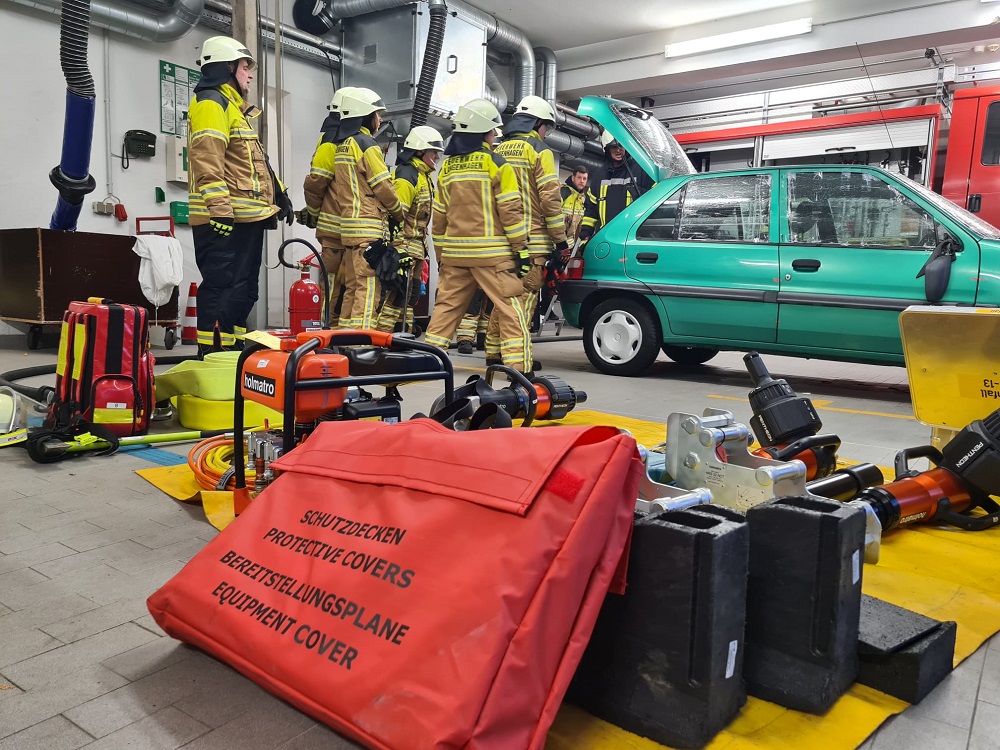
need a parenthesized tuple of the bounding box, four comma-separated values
(188, 36, 294, 356)
(579, 130, 654, 244)
(455, 290, 492, 353)
(375, 125, 445, 333)
(331, 87, 404, 329)
(561, 166, 591, 245)
(301, 87, 356, 325)
(423, 98, 533, 372)
(484, 95, 568, 365)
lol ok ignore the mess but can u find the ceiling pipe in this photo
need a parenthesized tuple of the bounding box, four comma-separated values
(554, 102, 601, 140)
(9, 0, 203, 41)
(532, 48, 602, 140)
(484, 64, 508, 112)
(205, 0, 342, 61)
(534, 46, 556, 103)
(9, 0, 341, 67)
(545, 129, 606, 173)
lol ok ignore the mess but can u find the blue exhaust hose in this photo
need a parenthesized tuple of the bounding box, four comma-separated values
(49, 0, 97, 231)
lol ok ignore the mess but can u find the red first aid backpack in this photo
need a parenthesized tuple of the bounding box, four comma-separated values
(148, 420, 641, 750)
(47, 299, 155, 437)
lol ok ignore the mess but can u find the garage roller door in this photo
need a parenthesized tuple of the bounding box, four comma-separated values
(761, 119, 933, 160)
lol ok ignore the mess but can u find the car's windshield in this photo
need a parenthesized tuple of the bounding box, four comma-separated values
(610, 103, 695, 181)
(899, 173, 1000, 240)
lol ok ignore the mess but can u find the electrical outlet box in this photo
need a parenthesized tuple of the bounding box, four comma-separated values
(91, 200, 116, 215)
(166, 135, 188, 185)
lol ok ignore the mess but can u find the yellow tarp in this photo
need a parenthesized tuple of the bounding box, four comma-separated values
(135, 408, 1000, 750)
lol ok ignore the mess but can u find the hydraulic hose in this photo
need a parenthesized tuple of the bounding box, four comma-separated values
(410, 0, 447, 128)
(50, 0, 98, 230)
(0, 355, 194, 404)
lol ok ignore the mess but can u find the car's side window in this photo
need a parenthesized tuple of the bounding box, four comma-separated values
(636, 175, 772, 243)
(786, 171, 940, 249)
(635, 188, 683, 241)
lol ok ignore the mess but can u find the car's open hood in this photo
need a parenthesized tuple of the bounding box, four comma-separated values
(577, 96, 696, 183)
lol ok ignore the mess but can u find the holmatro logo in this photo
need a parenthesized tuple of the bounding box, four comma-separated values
(244, 372, 276, 397)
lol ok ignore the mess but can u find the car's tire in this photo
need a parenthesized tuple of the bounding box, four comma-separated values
(584, 298, 661, 376)
(661, 344, 719, 366)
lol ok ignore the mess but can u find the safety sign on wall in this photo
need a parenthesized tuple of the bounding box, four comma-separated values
(160, 60, 201, 137)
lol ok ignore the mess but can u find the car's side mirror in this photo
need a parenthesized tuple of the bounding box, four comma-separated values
(916, 236, 959, 303)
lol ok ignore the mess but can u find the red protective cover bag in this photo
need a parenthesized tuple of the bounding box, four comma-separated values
(148, 419, 641, 750)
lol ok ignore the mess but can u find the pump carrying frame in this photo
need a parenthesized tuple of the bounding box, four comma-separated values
(232, 330, 454, 498)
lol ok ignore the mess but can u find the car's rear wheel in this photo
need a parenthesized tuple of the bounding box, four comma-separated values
(661, 344, 719, 366)
(584, 298, 661, 376)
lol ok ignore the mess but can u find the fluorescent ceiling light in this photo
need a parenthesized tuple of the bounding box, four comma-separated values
(665, 17, 813, 58)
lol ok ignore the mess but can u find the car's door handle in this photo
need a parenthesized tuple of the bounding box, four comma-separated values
(969, 194, 983, 213)
(636, 252, 659, 264)
(792, 258, 821, 271)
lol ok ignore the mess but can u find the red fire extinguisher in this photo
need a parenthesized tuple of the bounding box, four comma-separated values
(288, 258, 323, 334)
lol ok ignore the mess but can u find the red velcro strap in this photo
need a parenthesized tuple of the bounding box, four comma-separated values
(545, 467, 585, 503)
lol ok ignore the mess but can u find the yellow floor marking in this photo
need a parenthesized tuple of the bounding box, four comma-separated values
(708, 394, 916, 421)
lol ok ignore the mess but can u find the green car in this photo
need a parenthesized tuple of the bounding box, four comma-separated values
(562, 96, 1000, 376)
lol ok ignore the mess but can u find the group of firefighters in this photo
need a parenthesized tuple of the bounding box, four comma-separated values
(187, 36, 650, 373)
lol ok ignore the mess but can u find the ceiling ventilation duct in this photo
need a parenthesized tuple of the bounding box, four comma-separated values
(9, 0, 203, 41)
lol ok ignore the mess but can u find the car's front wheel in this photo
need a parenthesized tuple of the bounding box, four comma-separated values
(584, 298, 661, 376)
(661, 345, 719, 366)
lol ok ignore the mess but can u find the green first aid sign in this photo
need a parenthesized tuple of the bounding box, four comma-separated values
(160, 60, 201, 136)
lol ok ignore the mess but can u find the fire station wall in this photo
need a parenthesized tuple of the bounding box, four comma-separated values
(0, 5, 336, 338)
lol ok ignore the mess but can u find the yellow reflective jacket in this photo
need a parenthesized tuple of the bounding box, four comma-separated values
(332, 126, 403, 248)
(432, 144, 527, 267)
(493, 130, 567, 255)
(303, 129, 339, 242)
(560, 179, 592, 244)
(187, 83, 282, 225)
(392, 156, 434, 260)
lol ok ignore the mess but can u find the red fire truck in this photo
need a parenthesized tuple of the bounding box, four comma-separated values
(673, 85, 1000, 229)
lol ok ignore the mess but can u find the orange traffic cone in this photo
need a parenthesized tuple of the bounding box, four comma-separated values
(181, 282, 198, 345)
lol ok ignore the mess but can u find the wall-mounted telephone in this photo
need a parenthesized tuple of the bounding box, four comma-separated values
(124, 130, 157, 158)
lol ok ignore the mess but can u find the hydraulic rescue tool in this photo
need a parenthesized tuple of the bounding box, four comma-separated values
(852, 408, 1000, 533)
(232, 329, 454, 513)
(638, 409, 885, 561)
(744, 351, 840, 480)
(426, 365, 588, 429)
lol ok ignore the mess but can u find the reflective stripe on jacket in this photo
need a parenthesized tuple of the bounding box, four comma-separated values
(432, 145, 527, 266)
(303, 133, 340, 241)
(560, 181, 590, 243)
(393, 157, 434, 260)
(332, 127, 403, 247)
(580, 156, 654, 239)
(493, 131, 567, 255)
(187, 84, 280, 225)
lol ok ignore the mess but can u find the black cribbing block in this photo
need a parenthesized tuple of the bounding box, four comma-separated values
(744, 496, 866, 714)
(569, 506, 749, 749)
(857, 595, 956, 704)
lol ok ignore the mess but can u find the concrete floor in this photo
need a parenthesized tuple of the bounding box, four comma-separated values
(0, 337, 997, 750)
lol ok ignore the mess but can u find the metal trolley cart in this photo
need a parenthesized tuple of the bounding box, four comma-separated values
(0, 221, 180, 350)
